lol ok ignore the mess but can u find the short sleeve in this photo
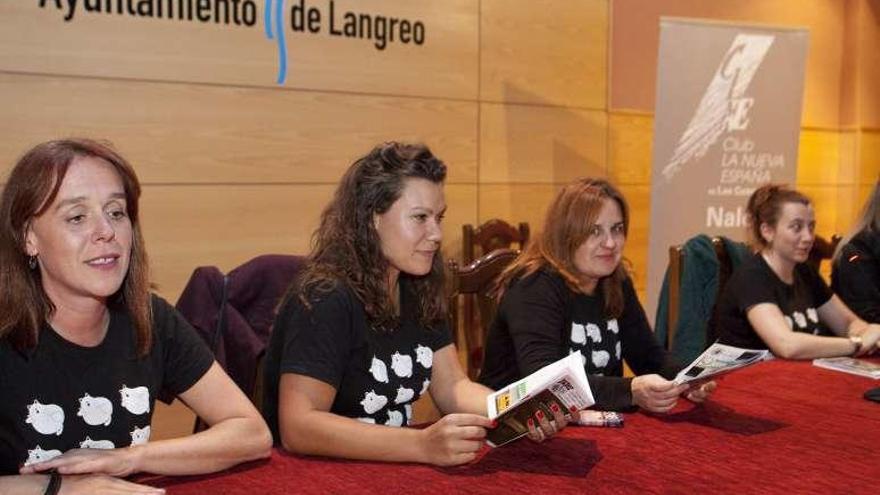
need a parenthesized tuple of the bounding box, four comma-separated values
(799, 264, 833, 308)
(426, 319, 453, 352)
(729, 265, 778, 312)
(275, 287, 355, 389)
(152, 294, 215, 403)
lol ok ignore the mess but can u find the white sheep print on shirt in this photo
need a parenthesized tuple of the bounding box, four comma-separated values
(357, 344, 434, 427)
(569, 319, 622, 375)
(120, 385, 150, 415)
(25, 401, 65, 436)
(21, 384, 152, 464)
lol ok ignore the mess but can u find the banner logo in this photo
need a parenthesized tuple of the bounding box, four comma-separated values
(662, 34, 774, 182)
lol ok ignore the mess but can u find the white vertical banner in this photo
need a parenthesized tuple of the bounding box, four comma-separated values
(646, 18, 809, 321)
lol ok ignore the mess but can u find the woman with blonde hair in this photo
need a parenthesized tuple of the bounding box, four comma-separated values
(716, 184, 880, 358)
(479, 178, 715, 414)
(832, 180, 880, 322)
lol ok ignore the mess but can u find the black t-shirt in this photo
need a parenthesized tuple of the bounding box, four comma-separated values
(262, 279, 452, 442)
(832, 229, 880, 323)
(716, 253, 834, 350)
(0, 295, 214, 475)
(478, 269, 680, 411)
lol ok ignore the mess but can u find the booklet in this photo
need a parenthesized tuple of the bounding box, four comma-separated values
(812, 357, 880, 379)
(485, 352, 595, 447)
(575, 410, 624, 428)
(673, 342, 771, 385)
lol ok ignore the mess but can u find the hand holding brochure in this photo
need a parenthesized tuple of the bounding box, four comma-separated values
(673, 342, 770, 385)
(812, 357, 880, 379)
(485, 352, 594, 447)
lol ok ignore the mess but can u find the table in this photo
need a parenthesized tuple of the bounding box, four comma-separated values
(153, 360, 880, 494)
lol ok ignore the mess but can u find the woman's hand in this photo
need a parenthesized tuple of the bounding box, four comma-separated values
(631, 374, 688, 413)
(58, 474, 164, 495)
(684, 380, 717, 403)
(20, 447, 141, 478)
(419, 413, 493, 466)
(855, 324, 880, 356)
(525, 401, 571, 442)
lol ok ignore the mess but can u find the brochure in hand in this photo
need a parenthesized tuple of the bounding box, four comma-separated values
(485, 352, 594, 447)
(673, 342, 771, 385)
(812, 357, 880, 379)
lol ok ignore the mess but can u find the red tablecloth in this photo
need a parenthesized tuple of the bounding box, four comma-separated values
(153, 360, 880, 494)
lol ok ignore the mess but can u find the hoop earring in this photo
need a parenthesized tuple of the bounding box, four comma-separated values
(28, 255, 37, 270)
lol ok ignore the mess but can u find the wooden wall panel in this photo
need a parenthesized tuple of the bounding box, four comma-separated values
(610, 0, 848, 128)
(143, 183, 477, 302)
(480, 0, 607, 108)
(619, 184, 650, 291)
(477, 184, 559, 236)
(141, 184, 333, 302)
(832, 184, 869, 236)
(856, 0, 880, 128)
(859, 130, 880, 184)
(797, 129, 846, 185)
(0, 73, 478, 184)
(479, 103, 607, 184)
(0, 1, 478, 99)
(438, 184, 478, 264)
(608, 112, 653, 184)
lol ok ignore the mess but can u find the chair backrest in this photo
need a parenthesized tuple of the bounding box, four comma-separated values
(666, 234, 839, 353)
(448, 248, 519, 380)
(807, 234, 842, 274)
(462, 219, 529, 264)
(177, 254, 306, 431)
(665, 237, 737, 353)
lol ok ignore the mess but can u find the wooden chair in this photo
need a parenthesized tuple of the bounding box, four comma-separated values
(667, 234, 842, 351)
(448, 248, 519, 380)
(666, 237, 736, 351)
(462, 219, 530, 264)
(807, 234, 842, 274)
(177, 254, 307, 432)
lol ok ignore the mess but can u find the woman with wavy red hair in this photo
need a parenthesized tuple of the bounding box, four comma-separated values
(480, 178, 716, 414)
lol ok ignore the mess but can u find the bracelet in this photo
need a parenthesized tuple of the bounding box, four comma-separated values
(43, 471, 61, 495)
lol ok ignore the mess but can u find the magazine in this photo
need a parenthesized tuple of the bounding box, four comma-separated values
(673, 342, 771, 385)
(812, 357, 880, 379)
(485, 352, 595, 447)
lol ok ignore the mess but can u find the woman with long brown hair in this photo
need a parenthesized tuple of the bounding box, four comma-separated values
(0, 139, 271, 494)
(832, 180, 880, 322)
(263, 142, 568, 466)
(479, 178, 715, 414)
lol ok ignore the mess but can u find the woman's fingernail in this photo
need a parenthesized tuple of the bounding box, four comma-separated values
(490, 420, 498, 428)
(550, 403, 560, 413)
(569, 405, 578, 413)
(536, 410, 544, 420)
(527, 418, 535, 428)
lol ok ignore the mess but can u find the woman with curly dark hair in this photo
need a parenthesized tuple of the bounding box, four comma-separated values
(263, 142, 567, 466)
